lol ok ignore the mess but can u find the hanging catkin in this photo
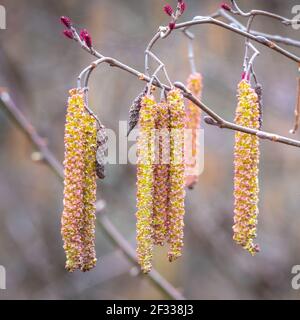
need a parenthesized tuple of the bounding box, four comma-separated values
(81, 109, 97, 271)
(152, 102, 170, 246)
(61, 89, 98, 272)
(233, 80, 260, 255)
(136, 95, 156, 273)
(185, 73, 203, 189)
(61, 89, 86, 271)
(167, 89, 186, 262)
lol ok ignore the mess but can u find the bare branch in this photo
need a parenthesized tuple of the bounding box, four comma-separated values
(230, 0, 298, 26)
(69, 41, 300, 149)
(216, 9, 300, 48)
(176, 17, 300, 63)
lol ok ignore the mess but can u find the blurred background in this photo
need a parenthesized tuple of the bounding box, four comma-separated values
(0, 0, 300, 299)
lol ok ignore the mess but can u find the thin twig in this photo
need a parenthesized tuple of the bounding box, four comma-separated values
(0, 89, 185, 301)
(216, 9, 300, 48)
(174, 82, 300, 148)
(290, 77, 300, 134)
(178, 17, 300, 63)
(230, 0, 298, 26)
(70, 41, 300, 148)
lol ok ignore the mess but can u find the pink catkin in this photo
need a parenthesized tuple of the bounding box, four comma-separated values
(185, 73, 203, 189)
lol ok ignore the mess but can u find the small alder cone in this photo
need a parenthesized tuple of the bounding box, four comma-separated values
(136, 95, 156, 273)
(167, 89, 186, 262)
(185, 73, 203, 189)
(233, 80, 260, 255)
(152, 102, 170, 246)
(96, 124, 108, 180)
(127, 87, 147, 136)
(61, 89, 98, 272)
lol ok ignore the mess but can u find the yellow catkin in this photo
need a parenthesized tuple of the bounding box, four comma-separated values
(81, 110, 97, 271)
(185, 73, 203, 188)
(233, 80, 260, 255)
(61, 89, 86, 272)
(167, 89, 186, 262)
(152, 102, 170, 246)
(62, 89, 98, 272)
(136, 95, 156, 273)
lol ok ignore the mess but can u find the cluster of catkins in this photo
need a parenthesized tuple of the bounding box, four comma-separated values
(61, 89, 107, 272)
(136, 88, 192, 273)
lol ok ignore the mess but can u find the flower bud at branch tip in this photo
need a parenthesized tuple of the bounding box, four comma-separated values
(63, 30, 74, 40)
(60, 16, 72, 28)
(80, 29, 93, 48)
(179, 1, 186, 14)
(221, 3, 231, 11)
(163, 4, 174, 17)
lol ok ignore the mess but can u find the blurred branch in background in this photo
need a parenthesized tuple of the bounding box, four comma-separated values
(0, 89, 185, 300)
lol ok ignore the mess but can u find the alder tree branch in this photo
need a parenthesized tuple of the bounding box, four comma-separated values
(72, 47, 300, 148)
(0, 89, 185, 301)
(214, 9, 300, 48)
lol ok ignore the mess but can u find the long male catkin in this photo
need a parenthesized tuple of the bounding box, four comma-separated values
(61, 89, 86, 271)
(167, 89, 186, 262)
(185, 73, 203, 189)
(152, 102, 170, 246)
(61, 89, 98, 272)
(136, 95, 156, 273)
(81, 110, 97, 271)
(233, 80, 260, 255)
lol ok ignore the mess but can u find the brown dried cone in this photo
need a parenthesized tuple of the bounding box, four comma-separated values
(127, 86, 148, 136)
(185, 73, 203, 189)
(96, 124, 108, 180)
(152, 102, 170, 246)
(167, 89, 186, 262)
(136, 95, 156, 273)
(255, 83, 263, 130)
(233, 80, 260, 255)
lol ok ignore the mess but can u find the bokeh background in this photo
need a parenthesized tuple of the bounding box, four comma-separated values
(0, 0, 300, 299)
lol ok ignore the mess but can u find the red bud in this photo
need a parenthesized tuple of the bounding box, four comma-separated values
(63, 29, 74, 40)
(60, 16, 72, 29)
(221, 3, 231, 11)
(79, 29, 88, 40)
(163, 4, 174, 17)
(80, 29, 92, 48)
(169, 22, 176, 30)
(179, 1, 186, 14)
